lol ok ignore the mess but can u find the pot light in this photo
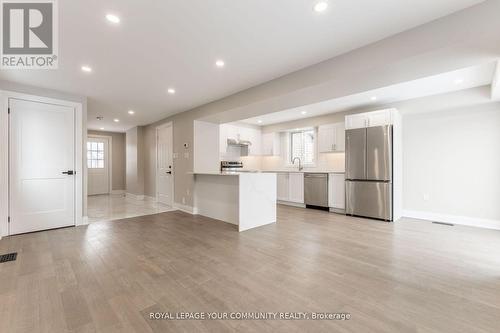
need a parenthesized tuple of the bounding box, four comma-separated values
(81, 65, 92, 72)
(167, 88, 176, 94)
(257, 120, 263, 124)
(106, 14, 120, 24)
(371, 96, 378, 101)
(100, 127, 105, 130)
(313, 1, 328, 12)
(128, 110, 135, 115)
(454, 78, 464, 85)
(215, 60, 225, 68)
(301, 111, 307, 115)
(113, 118, 120, 122)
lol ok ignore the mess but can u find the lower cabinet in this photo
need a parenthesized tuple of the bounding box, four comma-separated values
(277, 173, 290, 201)
(328, 173, 345, 210)
(277, 173, 304, 204)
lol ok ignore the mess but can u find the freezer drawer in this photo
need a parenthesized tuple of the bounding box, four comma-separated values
(304, 173, 328, 207)
(346, 181, 392, 221)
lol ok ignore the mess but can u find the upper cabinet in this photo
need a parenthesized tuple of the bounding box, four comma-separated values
(345, 109, 396, 130)
(318, 122, 345, 153)
(261, 132, 281, 156)
(219, 123, 262, 156)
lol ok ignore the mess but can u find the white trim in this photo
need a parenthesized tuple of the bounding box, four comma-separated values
(126, 193, 145, 201)
(155, 122, 174, 206)
(402, 210, 500, 231)
(174, 202, 198, 215)
(0, 90, 84, 236)
(81, 216, 89, 226)
(277, 201, 306, 208)
(87, 134, 113, 194)
(110, 189, 125, 195)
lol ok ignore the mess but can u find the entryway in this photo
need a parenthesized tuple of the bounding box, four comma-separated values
(156, 122, 174, 206)
(87, 135, 111, 195)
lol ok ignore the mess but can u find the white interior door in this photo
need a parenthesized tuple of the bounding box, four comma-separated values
(9, 99, 75, 235)
(87, 136, 110, 195)
(156, 124, 173, 206)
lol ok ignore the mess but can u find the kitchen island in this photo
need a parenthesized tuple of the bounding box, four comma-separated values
(192, 172, 277, 232)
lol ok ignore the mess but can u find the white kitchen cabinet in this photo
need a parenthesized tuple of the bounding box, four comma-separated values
(277, 173, 289, 201)
(345, 109, 395, 130)
(261, 132, 281, 156)
(328, 173, 345, 210)
(219, 123, 262, 157)
(288, 173, 304, 203)
(318, 123, 345, 153)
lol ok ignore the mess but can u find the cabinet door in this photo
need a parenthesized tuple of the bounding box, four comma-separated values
(366, 110, 392, 127)
(328, 173, 345, 209)
(248, 127, 261, 156)
(345, 114, 368, 130)
(277, 173, 289, 201)
(318, 124, 335, 153)
(288, 173, 304, 203)
(334, 123, 345, 152)
(262, 133, 273, 155)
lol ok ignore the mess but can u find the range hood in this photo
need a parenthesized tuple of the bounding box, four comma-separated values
(227, 138, 252, 147)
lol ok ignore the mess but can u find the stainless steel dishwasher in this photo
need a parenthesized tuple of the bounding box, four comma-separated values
(304, 173, 328, 208)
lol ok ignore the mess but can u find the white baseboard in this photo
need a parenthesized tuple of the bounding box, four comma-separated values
(111, 190, 125, 195)
(403, 210, 500, 231)
(143, 195, 156, 202)
(277, 201, 306, 208)
(126, 193, 145, 201)
(174, 202, 198, 215)
(77, 216, 89, 226)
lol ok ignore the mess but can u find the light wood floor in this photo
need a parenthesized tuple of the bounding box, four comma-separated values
(1, 206, 499, 333)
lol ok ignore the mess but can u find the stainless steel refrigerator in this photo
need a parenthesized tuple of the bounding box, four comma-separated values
(345, 125, 393, 221)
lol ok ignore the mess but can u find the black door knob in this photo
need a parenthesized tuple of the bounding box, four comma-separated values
(62, 170, 75, 175)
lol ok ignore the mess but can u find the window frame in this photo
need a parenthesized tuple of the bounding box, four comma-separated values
(287, 128, 317, 167)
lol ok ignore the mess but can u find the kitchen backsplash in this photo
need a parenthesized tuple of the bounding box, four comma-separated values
(240, 152, 345, 172)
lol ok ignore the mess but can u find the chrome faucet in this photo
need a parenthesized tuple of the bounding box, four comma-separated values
(292, 157, 303, 171)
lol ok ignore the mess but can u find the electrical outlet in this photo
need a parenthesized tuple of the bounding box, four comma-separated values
(182, 197, 186, 204)
(184, 152, 189, 158)
(423, 193, 430, 201)
(186, 189, 190, 196)
(173, 152, 178, 159)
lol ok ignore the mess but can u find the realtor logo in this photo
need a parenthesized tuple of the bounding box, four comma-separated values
(1, 0, 58, 69)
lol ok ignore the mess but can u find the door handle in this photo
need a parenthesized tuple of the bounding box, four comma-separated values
(62, 170, 75, 175)
(166, 171, 172, 174)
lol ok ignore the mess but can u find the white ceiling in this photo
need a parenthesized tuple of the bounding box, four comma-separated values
(241, 62, 496, 125)
(0, 0, 485, 132)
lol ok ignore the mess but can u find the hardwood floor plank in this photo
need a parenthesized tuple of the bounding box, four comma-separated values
(1, 205, 500, 332)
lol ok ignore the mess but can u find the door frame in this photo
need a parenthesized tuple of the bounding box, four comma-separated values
(0, 90, 84, 238)
(87, 134, 113, 195)
(155, 122, 174, 205)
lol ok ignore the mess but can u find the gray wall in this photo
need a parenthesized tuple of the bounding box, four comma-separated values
(126, 126, 145, 195)
(88, 130, 126, 191)
(403, 102, 500, 221)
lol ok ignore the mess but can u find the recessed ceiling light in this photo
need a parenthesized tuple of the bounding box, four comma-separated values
(81, 65, 92, 72)
(100, 127, 105, 130)
(313, 1, 328, 12)
(113, 118, 120, 122)
(167, 88, 176, 94)
(106, 14, 120, 24)
(257, 120, 263, 124)
(128, 110, 135, 115)
(301, 111, 307, 115)
(215, 60, 225, 68)
(371, 96, 378, 101)
(454, 78, 464, 85)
